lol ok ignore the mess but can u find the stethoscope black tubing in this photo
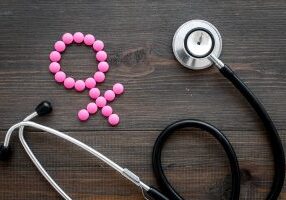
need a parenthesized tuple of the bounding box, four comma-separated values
(152, 65, 285, 200)
(220, 65, 285, 200)
(152, 119, 240, 200)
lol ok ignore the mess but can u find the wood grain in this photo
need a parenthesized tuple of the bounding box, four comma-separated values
(0, 0, 285, 199)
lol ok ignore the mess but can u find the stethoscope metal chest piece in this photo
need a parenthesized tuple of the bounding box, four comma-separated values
(173, 20, 222, 70)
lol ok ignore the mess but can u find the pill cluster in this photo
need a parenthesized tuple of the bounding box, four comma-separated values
(49, 32, 124, 126)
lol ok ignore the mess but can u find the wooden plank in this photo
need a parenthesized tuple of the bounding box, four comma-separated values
(0, 130, 285, 199)
(0, 0, 285, 199)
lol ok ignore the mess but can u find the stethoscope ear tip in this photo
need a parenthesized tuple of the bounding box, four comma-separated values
(35, 101, 53, 116)
(0, 144, 11, 161)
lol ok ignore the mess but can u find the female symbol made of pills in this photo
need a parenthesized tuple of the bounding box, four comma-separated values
(49, 32, 124, 126)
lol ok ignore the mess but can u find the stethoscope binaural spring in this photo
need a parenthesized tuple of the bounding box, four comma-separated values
(152, 20, 285, 200)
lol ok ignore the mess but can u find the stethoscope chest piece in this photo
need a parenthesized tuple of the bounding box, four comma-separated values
(173, 20, 222, 70)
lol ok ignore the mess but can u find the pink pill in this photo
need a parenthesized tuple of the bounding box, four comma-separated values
(94, 71, 105, 83)
(87, 102, 98, 114)
(74, 80, 85, 92)
(101, 105, 113, 117)
(113, 83, 124, 95)
(85, 77, 96, 89)
(62, 33, 73, 44)
(96, 96, 107, 108)
(49, 62, 61, 73)
(93, 40, 104, 51)
(54, 71, 66, 83)
(64, 77, 75, 89)
(98, 62, 109, 73)
(96, 51, 107, 62)
(78, 109, 89, 121)
(54, 41, 66, 52)
(104, 90, 115, 101)
(49, 51, 61, 62)
(89, 88, 100, 99)
(84, 34, 95, 46)
(108, 114, 120, 126)
(73, 32, 84, 43)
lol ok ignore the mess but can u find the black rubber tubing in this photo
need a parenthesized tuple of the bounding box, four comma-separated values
(220, 65, 285, 200)
(152, 120, 240, 200)
(146, 186, 170, 200)
(152, 65, 285, 200)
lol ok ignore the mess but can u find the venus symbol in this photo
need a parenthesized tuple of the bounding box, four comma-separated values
(49, 32, 124, 126)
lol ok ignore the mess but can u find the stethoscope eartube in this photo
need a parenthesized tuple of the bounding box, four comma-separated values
(152, 19, 285, 200)
(0, 101, 53, 161)
(152, 120, 240, 200)
(0, 101, 169, 200)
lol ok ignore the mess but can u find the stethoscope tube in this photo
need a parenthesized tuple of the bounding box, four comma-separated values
(220, 65, 285, 200)
(152, 64, 285, 200)
(152, 120, 240, 200)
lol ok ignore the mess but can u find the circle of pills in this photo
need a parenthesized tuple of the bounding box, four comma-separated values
(48, 32, 124, 126)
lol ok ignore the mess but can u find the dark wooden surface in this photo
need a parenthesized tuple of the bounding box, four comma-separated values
(0, 0, 286, 199)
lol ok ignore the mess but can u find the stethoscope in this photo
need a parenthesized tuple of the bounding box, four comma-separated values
(0, 20, 285, 200)
(152, 20, 285, 200)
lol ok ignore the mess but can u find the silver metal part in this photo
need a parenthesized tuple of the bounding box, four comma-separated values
(186, 30, 213, 58)
(122, 168, 150, 191)
(208, 54, 225, 69)
(172, 20, 222, 70)
(122, 168, 141, 186)
(4, 116, 151, 199)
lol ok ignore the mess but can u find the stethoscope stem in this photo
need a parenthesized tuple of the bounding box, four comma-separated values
(208, 54, 224, 69)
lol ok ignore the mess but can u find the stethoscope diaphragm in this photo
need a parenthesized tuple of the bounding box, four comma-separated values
(172, 20, 222, 70)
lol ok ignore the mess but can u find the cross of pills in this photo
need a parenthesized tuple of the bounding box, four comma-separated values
(49, 32, 124, 126)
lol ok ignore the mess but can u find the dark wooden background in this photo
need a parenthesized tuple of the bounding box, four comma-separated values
(0, 0, 285, 199)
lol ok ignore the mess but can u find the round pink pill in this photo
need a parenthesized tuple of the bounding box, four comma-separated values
(89, 88, 100, 99)
(49, 51, 61, 62)
(73, 32, 84, 43)
(98, 62, 109, 73)
(62, 33, 73, 44)
(49, 62, 61, 73)
(96, 96, 107, 108)
(87, 102, 98, 114)
(78, 109, 89, 121)
(54, 41, 66, 52)
(113, 83, 124, 95)
(84, 34, 95, 46)
(101, 105, 113, 117)
(96, 51, 107, 62)
(108, 114, 120, 126)
(54, 71, 66, 83)
(94, 71, 105, 83)
(104, 90, 116, 101)
(85, 77, 96, 89)
(74, 80, 85, 92)
(93, 40, 104, 51)
(64, 77, 75, 89)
